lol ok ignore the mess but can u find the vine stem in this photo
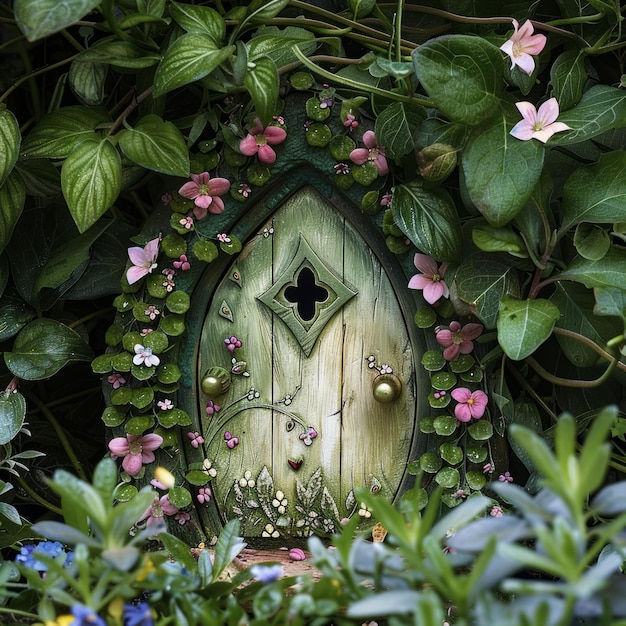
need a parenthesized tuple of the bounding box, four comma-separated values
(107, 85, 154, 136)
(526, 354, 619, 388)
(68, 306, 115, 330)
(16, 477, 63, 516)
(25, 391, 89, 482)
(552, 328, 626, 373)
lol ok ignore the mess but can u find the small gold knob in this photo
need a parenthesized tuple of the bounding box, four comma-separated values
(201, 366, 231, 396)
(372, 374, 402, 403)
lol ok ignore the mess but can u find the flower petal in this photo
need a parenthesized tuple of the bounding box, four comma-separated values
(126, 265, 148, 285)
(451, 387, 472, 403)
(349, 147, 369, 165)
(257, 144, 277, 164)
(454, 404, 472, 422)
(122, 454, 143, 476)
(422, 281, 446, 305)
(143, 237, 160, 262)
(362, 130, 377, 148)
(510, 120, 535, 141)
(178, 181, 200, 200)
(536, 98, 560, 125)
(209, 196, 225, 214)
(515, 52, 536, 76)
(436, 329, 454, 348)
(375, 154, 389, 175)
(208, 177, 231, 195)
(108, 437, 130, 456)
(413, 253, 439, 275)
(515, 101, 538, 124)
(141, 434, 164, 451)
(239, 134, 259, 156)
(263, 126, 287, 144)
(408, 274, 431, 290)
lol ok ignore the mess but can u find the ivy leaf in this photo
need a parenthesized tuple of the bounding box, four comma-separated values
(0, 390, 26, 446)
(244, 57, 279, 127)
(154, 34, 235, 97)
(169, 1, 226, 43)
(0, 171, 26, 255)
(497, 296, 561, 361)
(0, 106, 20, 188)
(462, 115, 544, 227)
(392, 180, 462, 262)
(455, 254, 521, 329)
(549, 50, 587, 111)
(412, 35, 504, 126)
(118, 115, 189, 177)
(561, 151, 626, 233)
(61, 137, 122, 233)
(375, 102, 426, 159)
(4, 318, 93, 380)
(14, 0, 101, 41)
(557, 247, 626, 291)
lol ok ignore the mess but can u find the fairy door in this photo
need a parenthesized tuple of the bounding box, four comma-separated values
(195, 184, 420, 539)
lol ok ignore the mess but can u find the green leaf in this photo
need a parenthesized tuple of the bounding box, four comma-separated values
(550, 86, 626, 145)
(211, 519, 246, 582)
(169, 1, 226, 42)
(0, 171, 26, 255)
(0, 296, 36, 341)
(497, 296, 560, 360)
(0, 390, 26, 446)
(244, 57, 279, 127)
(472, 223, 527, 257)
(0, 502, 21, 525)
(561, 151, 626, 233)
(61, 138, 122, 233)
(594, 288, 626, 325)
(92, 458, 118, 502)
(549, 50, 587, 111)
(454, 253, 521, 329)
(245, 0, 290, 24)
(75, 39, 161, 69)
(154, 34, 235, 97)
(462, 116, 544, 227)
(118, 115, 189, 177)
(0, 106, 20, 187)
(20, 106, 110, 160)
(247, 27, 317, 67)
(392, 179, 463, 261)
(4, 318, 93, 380)
(374, 102, 426, 159)
(573, 223, 611, 261)
(435, 466, 459, 488)
(467, 420, 493, 441)
(558, 247, 626, 290)
(14, 0, 101, 41)
(412, 35, 504, 126)
(68, 57, 107, 106)
(347, 591, 422, 619)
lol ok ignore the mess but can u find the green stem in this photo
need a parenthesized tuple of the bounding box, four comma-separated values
(16, 477, 63, 516)
(68, 306, 115, 330)
(506, 362, 557, 422)
(25, 391, 89, 482)
(546, 13, 604, 26)
(0, 607, 39, 620)
(526, 354, 619, 388)
(552, 328, 626, 373)
(107, 85, 154, 136)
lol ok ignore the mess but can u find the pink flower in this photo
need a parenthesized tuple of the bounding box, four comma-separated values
(175, 511, 191, 525)
(157, 399, 173, 411)
(436, 321, 484, 361)
(510, 98, 570, 143)
(138, 494, 178, 527)
(450, 388, 488, 422)
(408, 253, 449, 304)
(108, 433, 163, 476)
(205, 400, 220, 416)
(126, 237, 159, 285)
(490, 505, 503, 518)
(179, 216, 194, 230)
(187, 431, 205, 448)
(500, 19, 546, 76)
(349, 130, 388, 175)
(299, 426, 318, 446)
(197, 487, 212, 504)
(239, 124, 287, 164)
(144, 305, 159, 321)
(107, 373, 126, 389)
(173, 255, 190, 271)
(499, 471, 514, 483)
(178, 172, 231, 219)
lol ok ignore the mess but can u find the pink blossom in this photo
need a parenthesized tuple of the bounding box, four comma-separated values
(157, 399, 173, 411)
(450, 388, 488, 422)
(499, 471, 514, 483)
(510, 98, 570, 143)
(175, 511, 191, 525)
(126, 237, 159, 285)
(436, 321, 484, 361)
(187, 431, 205, 448)
(138, 494, 178, 527)
(179, 216, 194, 230)
(490, 505, 503, 518)
(349, 130, 388, 175)
(500, 19, 546, 76)
(107, 373, 126, 389)
(178, 172, 231, 219)
(108, 433, 163, 476)
(173, 255, 190, 271)
(408, 253, 449, 304)
(205, 400, 221, 416)
(239, 124, 287, 164)
(197, 487, 212, 504)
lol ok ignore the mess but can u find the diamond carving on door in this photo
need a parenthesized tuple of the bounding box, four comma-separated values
(196, 185, 419, 538)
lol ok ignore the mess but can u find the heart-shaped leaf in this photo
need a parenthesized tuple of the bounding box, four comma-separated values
(558, 247, 626, 291)
(244, 57, 279, 127)
(0, 106, 20, 188)
(0, 391, 26, 446)
(14, 0, 100, 41)
(0, 171, 26, 255)
(375, 102, 426, 159)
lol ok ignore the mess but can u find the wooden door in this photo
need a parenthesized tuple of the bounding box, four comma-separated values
(196, 185, 418, 539)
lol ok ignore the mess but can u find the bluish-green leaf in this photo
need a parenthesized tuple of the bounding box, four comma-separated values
(561, 151, 626, 233)
(0, 390, 26, 446)
(462, 116, 544, 227)
(558, 247, 626, 291)
(118, 115, 189, 177)
(4, 318, 93, 380)
(392, 180, 463, 262)
(413, 35, 504, 126)
(61, 138, 122, 233)
(375, 102, 426, 159)
(244, 57, 279, 127)
(14, 0, 101, 41)
(549, 50, 587, 111)
(497, 296, 561, 360)
(0, 171, 26, 255)
(0, 106, 20, 188)
(347, 591, 423, 618)
(154, 34, 235, 97)
(211, 519, 246, 582)
(169, 1, 226, 42)
(594, 288, 626, 326)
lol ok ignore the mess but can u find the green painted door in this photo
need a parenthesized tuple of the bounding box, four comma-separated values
(196, 185, 418, 538)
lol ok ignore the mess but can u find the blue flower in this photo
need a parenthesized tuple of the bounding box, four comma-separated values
(124, 602, 154, 626)
(14, 541, 73, 571)
(250, 564, 283, 583)
(70, 604, 106, 626)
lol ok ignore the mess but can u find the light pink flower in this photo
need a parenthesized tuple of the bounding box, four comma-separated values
(510, 98, 570, 143)
(436, 321, 484, 361)
(187, 431, 204, 448)
(408, 253, 449, 304)
(107, 373, 126, 389)
(178, 172, 231, 219)
(108, 433, 163, 476)
(138, 494, 178, 527)
(133, 344, 160, 367)
(349, 130, 388, 175)
(157, 399, 173, 411)
(450, 388, 488, 422)
(500, 19, 547, 75)
(126, 237, 159, 285)
(239, 124, 287, 164)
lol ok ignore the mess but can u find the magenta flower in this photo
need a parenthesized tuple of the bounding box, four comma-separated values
(178, 172, 231, 219)
(299, 426, 318, 446)
(197, 487, 212, 504)
(408, 253, 449, 304)
(224, 432, 239, 449)
(187, 431, 205, 449)
(500, 19, 547, 75)
(450, 388, 488, 422)
(108, 433, 163, 476)
(173, 254, 190, 271)
(138, 494, 178, 527)
(224, 336, 242, 352)
(205, 400, 221, 416)
(349, 130, 388, 175)
(436, 321, 484, 361)
(510, 98, 570, 143)
(239, 124, 287, 164)
(126, 237, 159, 285)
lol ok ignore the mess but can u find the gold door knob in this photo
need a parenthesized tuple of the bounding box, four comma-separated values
(201, 367, 231, 396)
(372, 373, 402, 403)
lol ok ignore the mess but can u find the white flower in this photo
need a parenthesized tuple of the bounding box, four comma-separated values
(133, 344, 160, 367)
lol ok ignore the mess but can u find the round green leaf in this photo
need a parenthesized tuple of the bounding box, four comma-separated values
(130, 387, 154, 409)
(466, 446, 488, 464)
(125, 415, 155, 434)
(431, 371, 457, 390)
(92, 354, 113, 374)
(466, 471, 487, 491)
(114, 484, 138, 502)
(573, 223, 611, 261)
(185, 470, 211, 486)
(0, 391, 26, 445)
(439, 443, 463, 465)
(193, 240, 218, 263)
(414, 306, 437, 328)
(433, 414, 457, 436)
(419, 416, 435, 433)
(169, 487, 192, 509)
(143, 331, 169, 353)
(166, 291, 190, 314)
(419, 452, 442, 473)
(421, 349, 446, 371)
(160, 315, 185, 336)
(449, 354, 475, 373)
(435, 466, 460, 488)
(157, 363, 181, 384)
(468, 420, 493, 441)
(101, 406, 127, 427)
